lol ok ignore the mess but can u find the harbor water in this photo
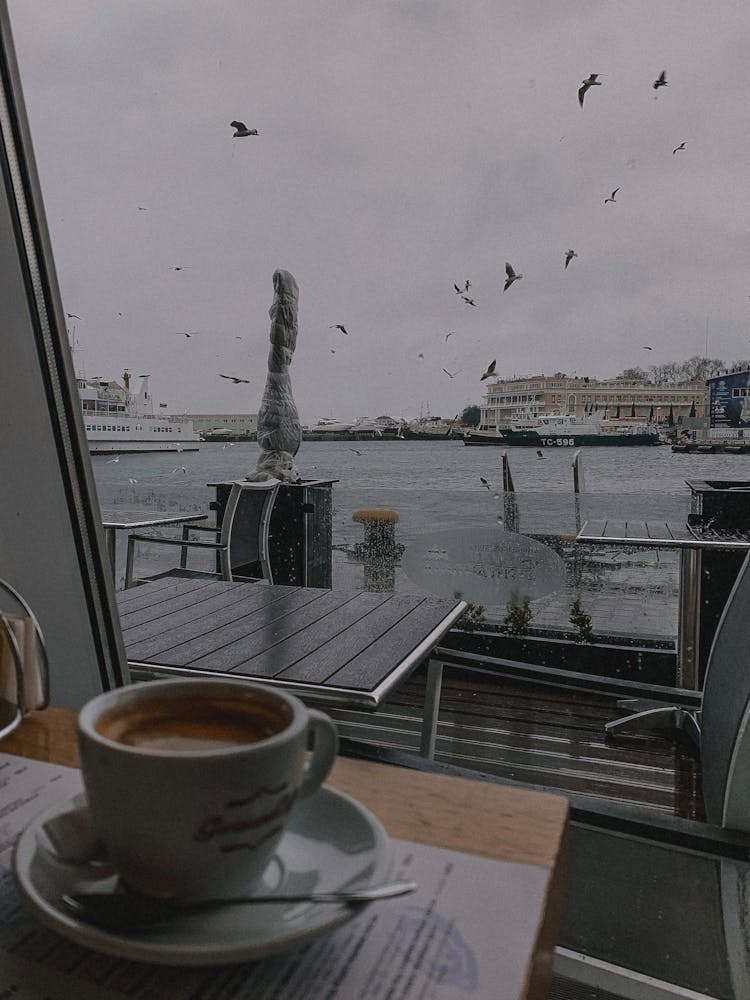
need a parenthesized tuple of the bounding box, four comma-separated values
(92, 442, 750, 638)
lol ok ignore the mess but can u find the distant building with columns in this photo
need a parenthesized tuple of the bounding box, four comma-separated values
(479, 374, 705, 431)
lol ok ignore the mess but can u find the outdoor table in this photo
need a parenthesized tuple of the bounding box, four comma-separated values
(115, 576, 467, 757)
(576, 519, 750, 689)
(3, 707, 569, 999)
(99, 507, 208, 582)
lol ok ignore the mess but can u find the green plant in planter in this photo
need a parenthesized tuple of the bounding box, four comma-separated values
(503, 592, 533, 636)
(451, 592, 485, 632)
(569, 595, 594, 643)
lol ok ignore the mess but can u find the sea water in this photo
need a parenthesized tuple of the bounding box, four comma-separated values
(91, 442, 750, 624)
(91, 440, 750, 542)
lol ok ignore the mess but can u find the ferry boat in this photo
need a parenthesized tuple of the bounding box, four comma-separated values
(463, 413, 660, 447)
(78, 370, 200, 454)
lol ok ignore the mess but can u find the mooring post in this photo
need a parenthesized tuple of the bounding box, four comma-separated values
(351, 508, 400, 591)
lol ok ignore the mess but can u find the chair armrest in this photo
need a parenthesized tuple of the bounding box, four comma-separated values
(127, 534, 225, 550)
(433, 646, 702, 709)
(181, 524, 219, 536)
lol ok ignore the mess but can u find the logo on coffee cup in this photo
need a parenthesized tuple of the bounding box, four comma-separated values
(193, 782, 298, 853)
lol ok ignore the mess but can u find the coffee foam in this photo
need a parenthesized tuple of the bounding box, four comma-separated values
(96, 694, 290, 752)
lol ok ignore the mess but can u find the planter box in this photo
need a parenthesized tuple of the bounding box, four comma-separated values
(441, 628, 677, 686)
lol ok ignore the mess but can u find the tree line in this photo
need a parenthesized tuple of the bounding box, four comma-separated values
(618, 355, 750, 384)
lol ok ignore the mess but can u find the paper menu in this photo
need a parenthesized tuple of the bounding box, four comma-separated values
(0, 751, 551, 999)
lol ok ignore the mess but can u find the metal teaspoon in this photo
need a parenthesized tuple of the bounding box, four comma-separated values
(61, 880, 418, 932)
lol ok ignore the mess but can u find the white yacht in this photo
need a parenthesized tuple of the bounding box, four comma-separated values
(78, 370, 200, 454)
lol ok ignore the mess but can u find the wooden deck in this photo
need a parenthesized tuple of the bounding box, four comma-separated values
(327, 664, 705, 820)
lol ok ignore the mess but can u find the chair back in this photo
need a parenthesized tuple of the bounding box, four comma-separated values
(219, 480, 280, 583)
(701, 549, 750, 830)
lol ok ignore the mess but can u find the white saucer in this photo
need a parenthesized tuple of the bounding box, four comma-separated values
(13, 785, 391, 966)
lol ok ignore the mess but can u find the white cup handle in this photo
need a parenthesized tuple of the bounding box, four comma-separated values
(300, 709, 338, 798)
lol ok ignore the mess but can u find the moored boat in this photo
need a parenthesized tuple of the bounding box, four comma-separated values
(463, 412, 660, 447)
(79, 371, 200, 454)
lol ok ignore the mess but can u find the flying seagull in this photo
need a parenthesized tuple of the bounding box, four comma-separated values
(349, 449, 363, 456)
(173, 266, 190, 271)
(564, 249, 577, 269)
(330, 324, 349, 335)
(504, 262, 522, 291)
(66, 312, 82, 320)
(230, 121, 258, 137)
(673, 141, 686, 155)
(453, 283, 462, 294)
(653, 70, 668, 90)
(604, 187, 620, 204)
(642, 346, 653, 351)
(462, 296, 477, 306)
(481, 359, 497, 381)
(174, 331, 199, 338)
(445, 331, 455, 341)
(218, 373, 251, 384)
(578, 74, 601, 107)
(442, 368, 461, 378)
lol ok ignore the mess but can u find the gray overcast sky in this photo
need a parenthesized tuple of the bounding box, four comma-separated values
(8, 1, 750, 422)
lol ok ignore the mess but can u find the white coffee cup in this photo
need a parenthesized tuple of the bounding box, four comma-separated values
(77, 678, 338, 899)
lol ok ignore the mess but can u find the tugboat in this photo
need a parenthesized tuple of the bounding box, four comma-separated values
(464, 412, 659, 447)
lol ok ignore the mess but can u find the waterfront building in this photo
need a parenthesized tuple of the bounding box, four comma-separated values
(479, 373, 705, 430)
(170, 412, 258, 438)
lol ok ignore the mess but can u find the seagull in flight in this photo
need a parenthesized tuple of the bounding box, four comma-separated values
(66, 312, 82, 320)
(349, 449, 363, 456)
(230, 121, 258, 137)
(578, 74, 602, 107)
(442, 368, 461, 378)
(673, 141, 686, 155)
(481, 359, 497, 381)
(445, 331, 455, 341)
(172, 466, 187, 474)
(106, 456, 120, 463)
(604, 187, 620, 204)
(504, 262, 522, 290)
(218, 373, 251, 384)
(462, 296, 477, 306)
(653, 70, 668, 90)
(174, 331, 200, 338)
(642, 346, 653, 351)
(330, 324, 349, 335)
(173, 266, 190, 271)
(564, 249, 577, 269)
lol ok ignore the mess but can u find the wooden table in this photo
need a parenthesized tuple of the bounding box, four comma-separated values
(3, 707, 569, 1000)
(576, 519, 750, 689)
(116, 576, 467, 757)
(100, 508, 208, 582)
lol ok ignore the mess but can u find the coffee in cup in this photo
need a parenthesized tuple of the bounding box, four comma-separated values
(77, 679, 338, 899)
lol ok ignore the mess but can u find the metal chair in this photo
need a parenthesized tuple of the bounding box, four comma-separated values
(124, 479, 281, 589)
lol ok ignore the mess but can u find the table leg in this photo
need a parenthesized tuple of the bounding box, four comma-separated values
(419, 657, 443, 759)
(678, 548, 701, 690)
